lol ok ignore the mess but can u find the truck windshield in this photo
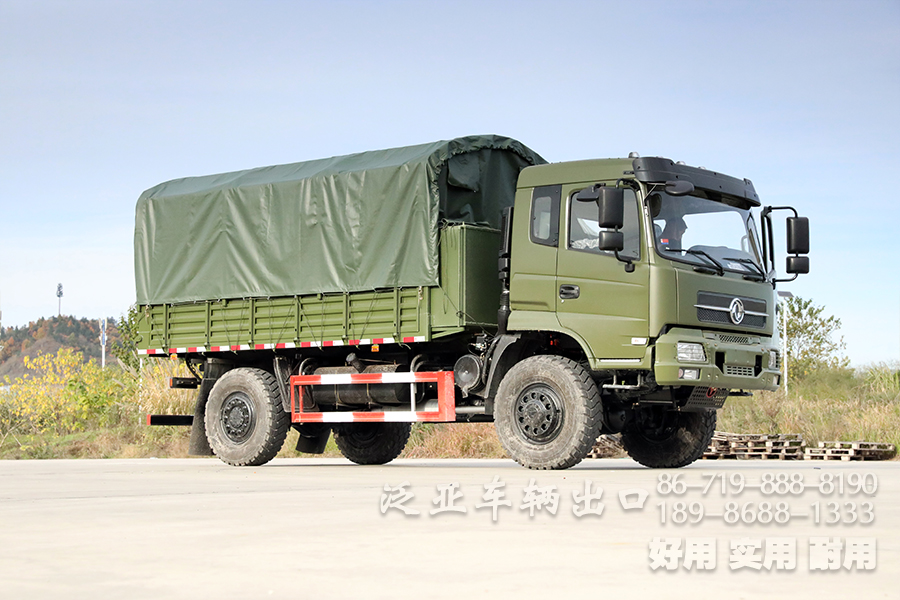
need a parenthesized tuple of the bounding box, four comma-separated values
(649, 191, 764, 276)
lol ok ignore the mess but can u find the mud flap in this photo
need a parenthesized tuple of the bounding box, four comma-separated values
(188, 359, 231, 456)
(293, 423, 332, 454)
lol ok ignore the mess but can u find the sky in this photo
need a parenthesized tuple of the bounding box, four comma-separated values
(1, 0, 898, 366)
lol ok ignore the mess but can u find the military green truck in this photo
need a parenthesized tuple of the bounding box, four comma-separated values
(136, 135, 809, 470)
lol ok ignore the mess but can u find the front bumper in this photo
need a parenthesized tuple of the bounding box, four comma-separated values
(654, 327, 780, 391)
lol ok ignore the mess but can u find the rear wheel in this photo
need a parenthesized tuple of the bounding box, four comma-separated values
(494, 355, 602, 470)
(333, 423, 411, 465)
(205, 368, 289, 466)
(622, 407, 716, 468)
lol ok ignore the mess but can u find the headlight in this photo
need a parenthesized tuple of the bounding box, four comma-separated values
(769, 350, 779, 369)
(676, 342, 707, 362)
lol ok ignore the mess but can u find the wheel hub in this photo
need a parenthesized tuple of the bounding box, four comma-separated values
(513, 384, 563, 443)
(221, 393, 255, 442)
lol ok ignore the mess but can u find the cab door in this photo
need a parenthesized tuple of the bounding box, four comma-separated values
(555, 187, 650, 360)
(509, 185, 562, 317)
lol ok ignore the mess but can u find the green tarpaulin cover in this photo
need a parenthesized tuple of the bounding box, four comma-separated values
(135, 135, 545, 305)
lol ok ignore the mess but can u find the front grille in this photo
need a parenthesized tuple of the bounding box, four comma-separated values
(697, 292, 766, 313)
(698, 310, 767, 328)
(719, 334, 751, 345)
(696, 292, 767, 329)
(724, 365, 755, 377)
(698, 307, 725, 323)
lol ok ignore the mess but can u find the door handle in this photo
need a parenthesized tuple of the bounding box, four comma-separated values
(559, 284, 580, 299)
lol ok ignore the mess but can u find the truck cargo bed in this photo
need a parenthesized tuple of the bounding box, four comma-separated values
(136, 224, 500, 355)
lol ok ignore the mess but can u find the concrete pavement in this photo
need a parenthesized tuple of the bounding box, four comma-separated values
(0, 457, 897, 599)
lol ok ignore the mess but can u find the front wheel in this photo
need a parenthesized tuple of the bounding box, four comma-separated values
(332, 423, 411, 465)
(621, 407, 716, 468)
(494, 355, 602, 470)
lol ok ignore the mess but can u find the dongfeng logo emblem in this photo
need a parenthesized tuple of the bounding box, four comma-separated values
(729, 298, 745, 325)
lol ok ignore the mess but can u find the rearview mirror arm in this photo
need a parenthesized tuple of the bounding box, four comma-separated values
(763, 205, 809, 284)
(614, 250, 635, 273)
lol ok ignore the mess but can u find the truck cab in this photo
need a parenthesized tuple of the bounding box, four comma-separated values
(487, 155, 808, 468)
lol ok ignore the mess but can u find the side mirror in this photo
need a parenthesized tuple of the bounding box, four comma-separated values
(786, 216, 809, 254)
(598, 231, 624, 252)
(786, 255, 809, 274)
(575, 184, 629, 265)
(597, 187, 625, 229)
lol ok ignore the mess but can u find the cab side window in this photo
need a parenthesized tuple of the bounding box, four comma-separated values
(568, 188, 640, 260)
(530, 185, 561, 247)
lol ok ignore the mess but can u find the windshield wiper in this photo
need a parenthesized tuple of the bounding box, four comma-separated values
(724, 257, 767, 282)
(683, 249, 725, 276)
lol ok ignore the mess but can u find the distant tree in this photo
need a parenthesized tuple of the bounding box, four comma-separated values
(111, 304, 141, 372)
(0, 316, 122, 372)
(778, 296, 849, 380)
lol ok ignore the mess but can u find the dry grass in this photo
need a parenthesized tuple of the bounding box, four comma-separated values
(134, 358, 198, 415)
(0, 421, 193, 460)
(0, 354, 196, 460)
(718, 363, 900, 448)
(401, 423, 507, 459)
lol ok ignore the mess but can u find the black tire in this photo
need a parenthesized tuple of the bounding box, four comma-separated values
(622, 407, 716, 468)
(494, 355, 602, 470)
(332, 423, 411, 465)
(205, 368, 290, 466)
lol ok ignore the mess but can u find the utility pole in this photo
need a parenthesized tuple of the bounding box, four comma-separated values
(777, 291, 794, 395)
(57, 284, 63, 317)
(99, 318, 107, 369)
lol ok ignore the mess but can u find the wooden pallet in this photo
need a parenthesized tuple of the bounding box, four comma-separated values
(619, 430, 895, 461)
(736, 452, 800, 460)
(704, 432, 805, 460)
(804, 447, 863, 461)
(818, 441, 895, 451)
(804, 441, 896, 461)
(589, 434, 624, 458)
(737, 439, 804, 448)
(713, 432, 804, 442)
(726, 443, 804, 453)
(704, 452, 800, 460)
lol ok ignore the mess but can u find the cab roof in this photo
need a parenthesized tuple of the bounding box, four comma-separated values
(517, 158, 633, 189)
(518, 156, 759, 207)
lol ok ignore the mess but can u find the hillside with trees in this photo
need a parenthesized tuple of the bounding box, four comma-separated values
(0, 316, 121, 379)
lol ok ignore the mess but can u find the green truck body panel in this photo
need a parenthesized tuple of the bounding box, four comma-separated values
(433, 225, 502, 330)
(511, 160, 653, 365)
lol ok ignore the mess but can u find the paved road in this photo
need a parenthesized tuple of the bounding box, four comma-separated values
(1, 457, 897, 599)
